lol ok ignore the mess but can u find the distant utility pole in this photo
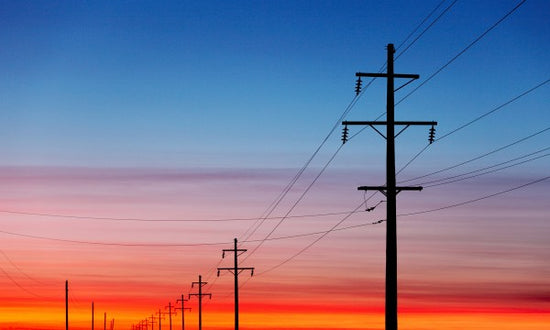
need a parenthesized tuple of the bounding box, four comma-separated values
(217, 238, 254, 330)
(157, 309, 166, 330)
(189, 275, 211, 330)
(176, 294, 191, 330)
(148, 314, 157, 330)
(92, 302, 94, 330)
(342, 43, 437, 330)
(165, 302, 174, 330)
(65, 280, 69, 330)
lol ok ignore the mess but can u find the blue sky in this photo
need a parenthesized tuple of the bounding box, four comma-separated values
(1, 0, 546, 170)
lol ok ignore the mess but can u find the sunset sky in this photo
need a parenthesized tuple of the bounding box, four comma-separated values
(0, 1, 549, 329)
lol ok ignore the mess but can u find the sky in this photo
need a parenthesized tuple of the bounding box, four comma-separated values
(0, 0, 549, 329)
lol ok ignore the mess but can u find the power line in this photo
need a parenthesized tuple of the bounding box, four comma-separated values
(399, 175, 550, 217)
(0, 249, 43, 284)
(241, 0, 466, 275)
(251, 173, 550, 277)
(0, 208, 365, 248)
(395, 0, 448, 52)
(395, 0, 528, 107)
(255, 202, 382, 276)
(395, 0, 459, 60)
(0, 264, 42, 298)
(399, 126, 550, 184)
(436, 78, 550, 141)
(243, 143, 345, 259)
(420, 149, 550, 187)
(239, 94, 362, 242)
(0, 208, 366, 223)
(396, 77, 549, 177)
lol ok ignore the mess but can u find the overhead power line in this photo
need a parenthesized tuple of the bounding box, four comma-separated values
(421, 149, 550, 187)
(396, 77, 550, 177)
(396, 0, 528, 106)
(399, 175, 550, 217)
(399, 126, 550, 184)
(0, 208, 366, 223)
(395, 0, 459, 60)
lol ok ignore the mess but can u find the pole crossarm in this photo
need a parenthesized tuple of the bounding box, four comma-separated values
(356, 72, 419, 79)
(217, 267, 255, 276)
(342, 121, 437, 140)
(342, 120, 437, 126)
(358, 186, 422, 196)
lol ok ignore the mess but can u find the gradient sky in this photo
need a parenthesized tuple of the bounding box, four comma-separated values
(0, 1, 549, 329)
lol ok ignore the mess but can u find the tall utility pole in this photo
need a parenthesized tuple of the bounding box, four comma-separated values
(217, 238, 254, 330)
(165, 303, 173, 330)
(176, 294, 191, 330)
(342, 43, 437, 330)
(189, 275, 211, 330)
(65, 280, 69, 330)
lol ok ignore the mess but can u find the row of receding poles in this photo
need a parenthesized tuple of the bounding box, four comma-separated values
(132, 238, 254, 330)
(65, 281, 115, 330)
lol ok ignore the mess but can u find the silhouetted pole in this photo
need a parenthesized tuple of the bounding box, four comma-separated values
(157, 309, 164, 330)
(92, 302, 94, 330)
(176, 294, 191, 330)
(148, 314, 157, 330)
(217, 238, 254, 330)
(165, 303, 173, 330)
(104, 312, 106, 330)
(342, 43, 437, 330)
(65, 280, 69, 330)
(189, 275, 211, 330)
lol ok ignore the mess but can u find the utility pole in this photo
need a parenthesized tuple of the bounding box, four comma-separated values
(65, 280, 69, 330)
(157, 309, 165, 330)
(92, 302, 94, 330)
(342, 43, 437, 330)
(176, 294, 191, 330)
(104, 312, 106, 330)
(165, 302, 173, 330)
(217, 238, 254, 330)
(148, 314, 157, 330)
(189, 275, 211, 330)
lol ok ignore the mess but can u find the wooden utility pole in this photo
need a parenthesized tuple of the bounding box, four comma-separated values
(189, 275, 211, 330)
(217, 238, 254, 330)
(343, 43, 437, 330)
(176, 294, 191, 330)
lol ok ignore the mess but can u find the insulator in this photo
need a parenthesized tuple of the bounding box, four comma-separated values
(428, 125, 436, 144)
(355, 77, 362, 96)
(341, 125, 349, 144)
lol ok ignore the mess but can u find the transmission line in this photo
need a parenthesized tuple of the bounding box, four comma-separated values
(396, 0, 528, 106)
(399, 175, 550, 217)
(399, 126, 550, 184)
